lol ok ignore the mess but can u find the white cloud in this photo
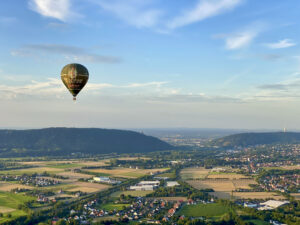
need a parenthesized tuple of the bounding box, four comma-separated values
(265, 39, 296, 49)
(0, 78, 172, 100)
(95, 0, 163, 28)
(124, 81, 168, 88)
(167, 0, 243, 29)
(225, 31, 257, 49)
(216, 23, 266, 50)
(28, 0, 79, 21)
(11, 44, 122, 64)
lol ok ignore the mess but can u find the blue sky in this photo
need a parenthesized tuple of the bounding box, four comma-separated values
(0, 0, 300, 129)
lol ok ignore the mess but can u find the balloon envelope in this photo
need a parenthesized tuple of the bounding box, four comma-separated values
(61, 63, 89, 100)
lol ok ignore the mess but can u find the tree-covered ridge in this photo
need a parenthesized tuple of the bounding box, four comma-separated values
(210, 132, 300, 147)
(0, 128, 173, 157)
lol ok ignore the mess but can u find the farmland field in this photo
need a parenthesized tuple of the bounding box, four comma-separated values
(0, 182, 34, 192)
(67, 182, 109, 193)
(210, 191, 286, 200)
(178, 203, 230, 218)
(207, 174, 248, 179)
(111, 190, 153, 197)
(100, 203, 130, 211)
(187, 179, 256, 191)
(0, 192, 35, 223)
(85, 168, 169, 178)
(180, 167, 210, 180)
(0, 167, 64, 175)
(291, 193, 300, 200)
(187, 177, 285, 200)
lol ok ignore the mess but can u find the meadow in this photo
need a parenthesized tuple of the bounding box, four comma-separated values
(85, 167, 169, 178)
(100, 203, 130, 211)
(0, 192, 35, 223)
(178, 203, 230, 218)
(111, 190, 154, 198)
(183, 166, 286, 200)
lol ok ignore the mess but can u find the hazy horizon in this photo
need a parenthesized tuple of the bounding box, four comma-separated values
(1, 0, 300, 129)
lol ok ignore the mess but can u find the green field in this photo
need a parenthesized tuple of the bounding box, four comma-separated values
(178, 203, 230, 218)
(46, 163, 84, 169)
(100, 203, 129, 211)
(155, 172, 176, 179)
(246, 219, 270, 225)
(121, 172, 145, 178)
(0, 169, 61, 176)
(111, 190, 153, 198)
(0, 192, 35, 223)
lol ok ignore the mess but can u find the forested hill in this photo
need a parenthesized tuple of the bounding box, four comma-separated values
(210, 132, 300, 148)
(0, 128, 173, 157)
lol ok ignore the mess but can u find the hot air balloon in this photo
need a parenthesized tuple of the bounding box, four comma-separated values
(61, 63, 89, 101)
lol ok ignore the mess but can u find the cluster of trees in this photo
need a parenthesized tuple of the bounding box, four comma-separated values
(147, 181, 211, 201)
(109, 158, 170, 169)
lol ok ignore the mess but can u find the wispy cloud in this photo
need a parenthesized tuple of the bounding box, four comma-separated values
(0, 78, 171, 100)
(167, 0, 243, 29)
(265, 39, 296, 49)
(11, 44, 122, 64)
(225, 31, 257, 49)
(28, 0, 80, 22)
(215, 22, 265, 50)
(94, 0, 163, 28)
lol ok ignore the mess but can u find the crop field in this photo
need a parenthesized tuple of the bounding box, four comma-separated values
(0, 167, 64, 175)
(111, 190, 153, 197)
(207, 174, 248, 179)
(188, 179, 284, 200)
(85, 168, 169, 178)
(57, 171, 93, 180)
(0, 192, 35, 222)
(100, 203, 130, 211)
(155, 172, 176, 179)
(232, 192, 286, 200)
(245, 220, 270, 225)
(67, 182, 109, 193)
(178, 203, 230, 218)
(0, 182, 34, 192)
(280, 165, 300, 170)
(180, 167, 211, 180)
(291, 193, 300, 200)
(148, 197, 188, 202)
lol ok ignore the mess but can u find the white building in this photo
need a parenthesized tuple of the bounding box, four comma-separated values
(93, 177, 121, 184)
(258, 200, 290, 210)
(129, 180, 160, 191)
(93, 177, 110, 182)
(166, 181, 179, 187)
(139, 181, 160, 186)
(129, 185, 156, 191)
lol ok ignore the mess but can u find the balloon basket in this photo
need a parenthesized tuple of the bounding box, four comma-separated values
(73, 97, 76, 101)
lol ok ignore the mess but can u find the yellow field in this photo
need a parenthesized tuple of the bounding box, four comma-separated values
(68, 182, 109, 193)
(0, 167, 64, 175)
(188, 180, 235, 192)
(58, 172, 93, 180)
(0, 182, 34, 192)
(207, 174, 248, 180)
(180, 167, 210, 180)
(0, 206, 15, 213)
(188, 180, 285, 200)
(232, 192, 286, 200)
(148, 197, 188, 201)
(281, 165, 300, 170)
(111, 190, 153, 197)
(291, 193, 300, 200)
(86, 168, 168, 178)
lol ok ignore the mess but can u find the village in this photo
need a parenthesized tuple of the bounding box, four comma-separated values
(0, 174, 60, 187)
